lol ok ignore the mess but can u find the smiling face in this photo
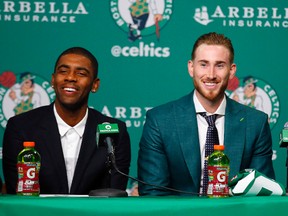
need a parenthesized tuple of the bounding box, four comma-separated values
(51, 53, 99, 111)
(188, 44, 236, 108)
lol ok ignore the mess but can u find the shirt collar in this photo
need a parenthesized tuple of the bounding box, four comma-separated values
(193, 91, 226, 116)
(54, 105, 88, 138)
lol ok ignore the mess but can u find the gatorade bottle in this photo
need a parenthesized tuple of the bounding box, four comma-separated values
(17, 141, 41, 196)
(207, 145, 230, 198)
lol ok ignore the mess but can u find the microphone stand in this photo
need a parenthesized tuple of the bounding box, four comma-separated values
(89, 138, 128, 197)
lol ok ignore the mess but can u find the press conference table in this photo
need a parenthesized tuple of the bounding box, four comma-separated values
(0, 195, 288, 216)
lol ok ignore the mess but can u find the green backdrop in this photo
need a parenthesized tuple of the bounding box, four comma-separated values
(0, 0, 287, 188)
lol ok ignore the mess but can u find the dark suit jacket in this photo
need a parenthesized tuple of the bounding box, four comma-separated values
(3, 104, 131, 195)
(138, 91, 275, 196)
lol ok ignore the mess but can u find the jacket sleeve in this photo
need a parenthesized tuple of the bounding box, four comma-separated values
(2, 117, 24, 194)
(137, 110, 172, 196)
(247, 113, 275, 180)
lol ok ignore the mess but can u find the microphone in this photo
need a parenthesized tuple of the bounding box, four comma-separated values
(91, 123, 201, 197)
(96, 122, 119, 153)
(97, 123, 118, 172)
(279, 122, 288, 147)
(89, 123, 128, 197)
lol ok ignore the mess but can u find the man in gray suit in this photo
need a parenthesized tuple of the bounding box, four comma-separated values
(137, 32, 275, 196)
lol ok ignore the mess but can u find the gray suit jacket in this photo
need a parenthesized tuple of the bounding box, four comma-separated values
(138, 91, 275, 196)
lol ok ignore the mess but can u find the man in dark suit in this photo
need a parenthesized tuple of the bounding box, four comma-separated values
(137, 32, 275, 196)
(3, 47, 131, 195)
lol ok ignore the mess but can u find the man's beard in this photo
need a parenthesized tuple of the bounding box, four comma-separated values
(193, 78, 228, 103)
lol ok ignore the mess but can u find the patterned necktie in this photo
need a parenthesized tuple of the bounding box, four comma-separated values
(200, 113, 219, 195)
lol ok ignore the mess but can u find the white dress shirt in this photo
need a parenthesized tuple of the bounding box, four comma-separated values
(193, 92, 226, 193)
(54, 105, 88, 192)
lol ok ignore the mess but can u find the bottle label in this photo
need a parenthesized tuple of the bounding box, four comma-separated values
(207, 165, 229, 197)
(17, 162, 40, 195)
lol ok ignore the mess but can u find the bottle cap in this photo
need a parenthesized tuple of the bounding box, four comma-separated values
(214, 145, 224, 150)
(23, 141, 35, 147)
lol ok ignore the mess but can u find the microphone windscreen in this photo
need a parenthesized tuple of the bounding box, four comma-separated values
(96, 123, 119, 147)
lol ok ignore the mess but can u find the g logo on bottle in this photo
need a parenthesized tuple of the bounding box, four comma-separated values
(217, 171, 227, 183)
(27, 167, 36, 179)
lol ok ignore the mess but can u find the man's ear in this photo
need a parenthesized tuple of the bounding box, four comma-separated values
(229, 63, 237, 80)
(188, 60, 194, 78)
(91, 78, 100, 93)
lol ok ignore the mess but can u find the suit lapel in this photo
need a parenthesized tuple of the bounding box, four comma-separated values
(175, 92, 201, 188)
(39, 104, 68, 191)
(224, 97, 246, 177)
(70, 109, 98, 193)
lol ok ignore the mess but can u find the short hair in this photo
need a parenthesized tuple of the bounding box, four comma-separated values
(54, 47, 98, 78)
(191, 32, 234, 64)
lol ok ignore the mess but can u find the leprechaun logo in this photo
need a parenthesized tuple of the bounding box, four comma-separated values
(226, 75, 280, 129)
(0, 71, 55, 128)
(110, 0, 173, 42)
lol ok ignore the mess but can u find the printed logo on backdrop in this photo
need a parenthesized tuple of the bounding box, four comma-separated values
(101, 105, 152, 128)
(0, 1, 89, 23)
(0, 71, 55, 129)
(110, 0, 173, 58)
(226, 75, 280, 129)
(193, 5, 288, 28)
